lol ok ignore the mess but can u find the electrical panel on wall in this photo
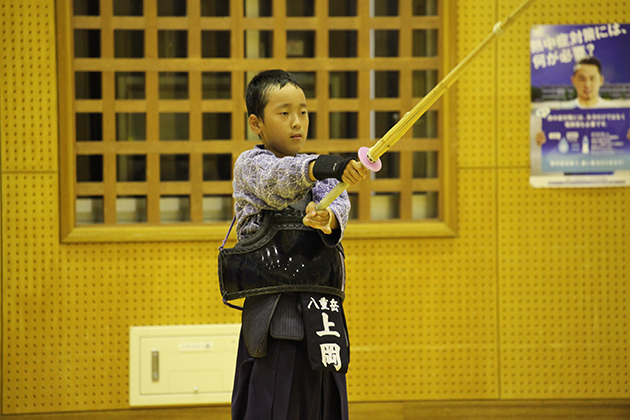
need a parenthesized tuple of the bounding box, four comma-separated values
(129, 324, 240, 406)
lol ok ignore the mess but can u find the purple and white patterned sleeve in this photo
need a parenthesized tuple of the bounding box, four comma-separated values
(233, 147, 313, 239)
(233, 147, 351, 242)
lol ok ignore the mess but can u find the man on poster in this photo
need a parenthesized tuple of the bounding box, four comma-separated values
(529, 23, 630, 188)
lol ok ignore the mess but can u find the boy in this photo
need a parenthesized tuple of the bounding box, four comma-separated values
(230, 70, 367, 420)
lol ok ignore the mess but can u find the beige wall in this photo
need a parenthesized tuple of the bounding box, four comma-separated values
(1, 0, 629, 414)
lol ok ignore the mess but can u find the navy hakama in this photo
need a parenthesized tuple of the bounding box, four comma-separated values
(231, 332, 349, 420)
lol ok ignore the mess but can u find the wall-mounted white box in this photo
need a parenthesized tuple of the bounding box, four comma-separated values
(129, 324, 241, 407)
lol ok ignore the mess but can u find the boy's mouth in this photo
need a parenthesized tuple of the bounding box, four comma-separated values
(290, 133, 303, 140)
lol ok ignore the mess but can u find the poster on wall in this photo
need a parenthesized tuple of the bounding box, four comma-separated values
(529, 23, 630, 188)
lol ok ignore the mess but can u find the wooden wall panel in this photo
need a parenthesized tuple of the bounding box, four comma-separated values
(0, 0, 58, 173)
(496, 0, 630, 399)
(345, 168, 498, 400)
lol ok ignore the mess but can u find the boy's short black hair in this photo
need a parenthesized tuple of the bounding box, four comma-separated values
(573, 56, 602, 75)
(246, 70, 302, 120)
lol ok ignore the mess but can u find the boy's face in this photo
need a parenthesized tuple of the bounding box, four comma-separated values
(571, 63, 604, 106)
(249, 84, 309, 158)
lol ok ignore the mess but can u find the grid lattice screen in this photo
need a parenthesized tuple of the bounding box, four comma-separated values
(58, 0, 454, 242)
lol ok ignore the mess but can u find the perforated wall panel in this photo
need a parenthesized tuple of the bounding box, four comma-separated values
(496, 0, 630, 398)
(454, 0, 497, 169)
(0, 0, 58, 173)
(2, 172, 239, 413)
(345, 168, 499, 400)
(498, 169, 630, 398)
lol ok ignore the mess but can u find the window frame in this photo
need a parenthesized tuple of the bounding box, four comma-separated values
(57, 0, 457, 243)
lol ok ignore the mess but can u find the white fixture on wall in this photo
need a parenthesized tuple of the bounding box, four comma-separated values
(129, 324, 241, 406)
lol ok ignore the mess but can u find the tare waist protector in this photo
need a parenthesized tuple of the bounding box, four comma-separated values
(218, 209, 346, 301)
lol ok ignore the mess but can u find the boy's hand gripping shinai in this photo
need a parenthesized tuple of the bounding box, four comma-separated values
(303, 158, 368, 234)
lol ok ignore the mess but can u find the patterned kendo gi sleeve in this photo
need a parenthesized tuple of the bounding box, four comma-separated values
(233, 146, 350, 242)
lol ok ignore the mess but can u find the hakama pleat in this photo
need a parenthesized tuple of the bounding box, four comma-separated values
(231, 333, 348, 420)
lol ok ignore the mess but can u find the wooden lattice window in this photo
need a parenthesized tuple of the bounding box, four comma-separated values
(57, 0, 456, 242)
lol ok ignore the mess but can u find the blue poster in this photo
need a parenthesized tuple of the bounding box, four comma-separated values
(529, 23, 630, 188)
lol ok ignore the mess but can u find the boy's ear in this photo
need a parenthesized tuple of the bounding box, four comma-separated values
(248, 114, 263, 136)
